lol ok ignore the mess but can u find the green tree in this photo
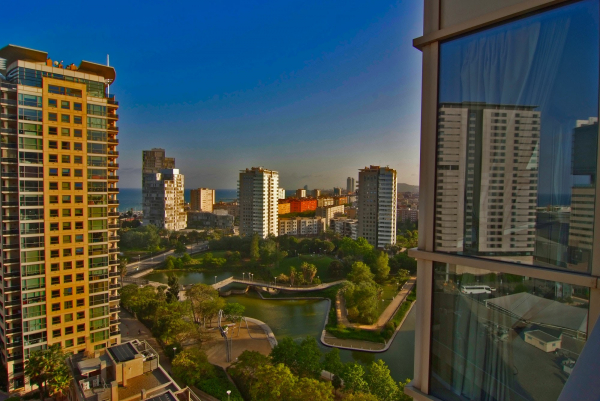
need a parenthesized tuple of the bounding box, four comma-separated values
(48, 364, 71, 401)
(250, 363, 297, 401)
(296, 336, 322, 378)
(165, 256, 175, 270)
(175, 241, 187, 254)
(291, 377, 334, 401)
(365, 250, 390, 282)
(344, 393, 379, 401)
(396, 379, 412, 401)
(181, 253, 192, 264)
(119, 257, 128, 288)
(186, 283, 225, 327)
(328, 260, 344, 278)
(172, 347, 213, 385)
(301, 262, 318, 284)
(322, 240, 335, 254)
(229, 350, 271, 389)
(166, 274, 180, 303)
(25, 344, 67, 400)
(223, 302, 245, 335)
(341, 363, 368, 394)
(347, 262, 375, 285)
(344, 281, 379, 324)
(270, 336, 298, 371)
(322, 348, 343, 380)
(250, 234, 260, 261)
(365, 360, 399, 401)
(289, 266, 297, 286)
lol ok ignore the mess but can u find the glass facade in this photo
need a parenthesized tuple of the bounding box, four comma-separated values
(434, 0, 599, 273)
(429, 262, 589, 400)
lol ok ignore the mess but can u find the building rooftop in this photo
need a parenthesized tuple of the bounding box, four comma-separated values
(526, 330, 560, 343)
(117, 369, 176, 401)
(0, 44, 116, 82)
(108, 343, 138, 363)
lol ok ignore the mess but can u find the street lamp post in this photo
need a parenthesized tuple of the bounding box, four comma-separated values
(172, 347, 176, 356)
(215, 276, 217, 284)
(226, 390, 231, 401)
(274, 277, 277, 286)
(242, 272, 245, 281)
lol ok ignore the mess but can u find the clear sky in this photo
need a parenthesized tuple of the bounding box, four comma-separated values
(4, 0, 424, 189)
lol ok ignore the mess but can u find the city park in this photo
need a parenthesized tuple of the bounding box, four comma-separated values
(116, 224, 418, 400)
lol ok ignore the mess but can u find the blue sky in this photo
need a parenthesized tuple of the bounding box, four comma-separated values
(4, 0, 423, 189)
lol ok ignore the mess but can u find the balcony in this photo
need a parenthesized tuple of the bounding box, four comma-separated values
(108, 188, 119, 193)
(109, 248, 120, 254)
(0, 114, 17, 120)
(2, 229, 19, 235)
(7, 353, 23, 362)
(6, 341, 22, 349)
(4, 270, 20, 278)
(109, 283, 120, 289)
(6, 327, 21, 335)
(109, 259, 120, 266)
(0, 127, 17, 135)
(109, 295, 120, 301)
(107, 163, 119, 168)
(1, 186, 18, 193)
(4, 286, 20, 293)
(108, 235, 120, 241)
(107, 113, 119, 120)
(108, 224, 120, 229)
(109, 318, 121, 325)
(107, 126, 119, 132)
(2, 243, 19, 250)
(2, 215, 19, 221)
(0, 99, 17, 106)
(110, 306, 120, 313)
(107, 212, 119, 217)
(0, 83, 17, 91)
(110, 330, 121, 337)
(0, 158, 18, 164)
(107, 97, 119, 106)
(5, 299, 21, 307)
(109, 272, 119, 278)
(108, 200, 119, 205)
(3, 258, 20, 264)
(0, 143, 17, 150)
(108, 138, 119, 144)
(5, 313, 21, 321)
(108, 176, 119, 180)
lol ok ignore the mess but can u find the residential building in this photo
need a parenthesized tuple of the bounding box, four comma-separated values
(143, 169, 186, 231)
(239, 167, 278, 238)
(317, 196, 334, 207)
(142, 148, 174, 215)
(289, 197, 317, 213)
(407, 2, 599, 400)
(435, 102, 539, 260)
(398, 207, 419, 223)
(312, 189, 321, 197)
(315, 205, 345, 227)
(347, 177, 355, 193)
(295, 188, 306, 198)
(278, 217, 325, 236)
(567, 118, 598, 272)
(189, 188, 214, 212)
(357, 165, 397, 248)
(278, 187, 286, 200)
(333, 195, 348, 206)
(278, 199, 291, 215)
(345, 207, 357, 219)
(187, 211, 234, 230)
(0, 44, 121, 391)
(333, 187, 342, 196)
(213, 201, 239, 218)
(67, 339, 199, 401)
(330, 217, 358, 240)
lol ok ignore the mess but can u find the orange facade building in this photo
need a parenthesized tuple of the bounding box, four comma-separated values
(289, 198, 317, 213)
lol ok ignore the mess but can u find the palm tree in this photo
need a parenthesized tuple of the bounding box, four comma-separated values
(48, 365, 71, 401)
(24, 350, 48, 400)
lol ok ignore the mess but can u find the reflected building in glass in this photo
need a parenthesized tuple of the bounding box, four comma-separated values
(436, 103, 539, 261)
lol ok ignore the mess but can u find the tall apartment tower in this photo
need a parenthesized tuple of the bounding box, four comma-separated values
(0, 45, 121, 391)
(357, 166, 397, 248)
(144, 169, 186, 231)
(239, 167, 278, 238)
(435, 103, 539, 260)
(190, 188, 215, 212)
(295, 188, 306, 198)
(346, 177, 355, 193)
(142, 148, 174, 217)
(568, 118, 598, 272)
(278, 187, 286, 200)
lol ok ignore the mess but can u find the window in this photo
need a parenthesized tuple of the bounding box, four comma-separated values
(62, 182, 70, 190)
(49, 168, 58, 176)
(77, 312, 85, 320)
(74, 129, 82, 137)
(52, 316, 61, 325)
(61, 128, 70, 136)
(49, 209, 59, 218)
(65, 327, 74, 335)
(74, 103, 82, 111)
(49, 154, 58, 163)
(51, 290, 60, 298)
(62, 195, 71, 203)
(74, 142, 82, 151)
(434, 0, 599, 273)
(75, 221, 84, 230)
(63, 288, 72, 296)
(50, 236, 59, 245)
(64, 301, 73, 309)
(61, 100, 70, 109)
(48, 99, 57, 108)
(75, 195, 83, 203)
(63, 249, 72, 257)
(63, 222, 72, 230)
(430, 262, 590, 401)
(65, 339, 74, 348)
(49, 182, 58, 190)
(52, 329, 61, 338)
(61, 114, 70, 123)
(50, 223, 59, 231)
(74, 116, 82, 124)
(63, 261, 72, 270)
(74, 156, 83, 164)
(76, 260, 84, 269)
(62, 168, 70, 177)
(65, 313, 73, 322)
(48, 126, 58, 135)
(76, 299, 85, 308)
(63, 235, 72, 244)
(48, 141, 58, 149)
(61, 155, 70, 163)
(61, 142, 70, 150)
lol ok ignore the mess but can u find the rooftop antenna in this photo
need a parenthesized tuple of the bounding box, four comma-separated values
(105, 54, 113, 96)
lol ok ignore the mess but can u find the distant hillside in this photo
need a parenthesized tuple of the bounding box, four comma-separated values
(397, 183, 419, 193)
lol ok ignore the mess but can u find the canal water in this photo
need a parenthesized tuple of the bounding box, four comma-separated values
(142, 271, 415, 381)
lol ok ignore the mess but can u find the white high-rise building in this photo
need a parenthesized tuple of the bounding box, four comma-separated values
(435, 103, 540, 259)
(278, 187, 286, 199)
(190, 188, 215, 212)
(357, 166, 397, 248)
(144, 169, 187, 231)
(239, 167, 279, 238)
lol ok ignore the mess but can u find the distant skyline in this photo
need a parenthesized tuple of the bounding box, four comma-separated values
(3, 0, 423, 189)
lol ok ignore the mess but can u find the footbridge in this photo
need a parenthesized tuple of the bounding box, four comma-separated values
(211, 277, 346, 292)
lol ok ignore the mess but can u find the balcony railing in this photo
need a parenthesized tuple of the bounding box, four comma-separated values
(109, 295, 120, 301)
(108, 200, 119, 205)
(7, 354, 23, 361)
(2, 216, 19, 221)
(0, 99, 17, 106)
(0, 127, 17, 135)
(110, 330, 121, 337)
(0, 114, 17, 120)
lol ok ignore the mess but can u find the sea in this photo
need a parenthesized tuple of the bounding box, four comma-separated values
(118, 188, 238, 212)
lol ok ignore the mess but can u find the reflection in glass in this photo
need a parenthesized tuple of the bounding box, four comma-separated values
(430, 262, 589, 401)
(435, 0, 599, 272)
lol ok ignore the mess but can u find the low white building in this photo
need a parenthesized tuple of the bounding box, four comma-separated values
(278, 217, 325, 236)
(330, 217, 358, 240)
(315, 204, 345, 227)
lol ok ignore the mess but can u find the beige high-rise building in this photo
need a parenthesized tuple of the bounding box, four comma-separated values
(190, 188, 214, 212)
(239, 167, 278, 238)
(144, 169, 186, 231)
(357, 165, 397, 248)
(295, 188, 306, 198)
(435, 103, 539, 259)
(142, 148, 174, 219)
(0, 44, 121, 391)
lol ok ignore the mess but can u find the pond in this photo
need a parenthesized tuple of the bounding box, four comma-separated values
(143, 271, 415, 381)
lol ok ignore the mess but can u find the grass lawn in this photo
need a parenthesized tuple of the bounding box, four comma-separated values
(270, 255, 336, 282)
(376, 283, 400, 315)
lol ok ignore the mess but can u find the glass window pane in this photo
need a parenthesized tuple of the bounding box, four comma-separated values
(435, 0, 599, 273)
(430, 262, 589, 401)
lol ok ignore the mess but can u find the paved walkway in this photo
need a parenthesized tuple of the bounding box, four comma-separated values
(337, 277, 416, 330)
(126, 242, 209, 277)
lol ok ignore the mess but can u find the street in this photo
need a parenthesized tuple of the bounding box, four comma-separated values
(125, 242, 209, 276)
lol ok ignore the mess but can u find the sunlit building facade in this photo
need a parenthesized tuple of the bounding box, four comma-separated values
(239, 167, 278, 238)
(0, 45, 121, 391)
